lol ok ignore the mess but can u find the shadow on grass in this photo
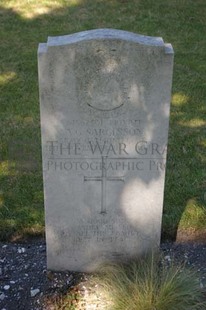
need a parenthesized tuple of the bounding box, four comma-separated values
(0, 0, 205, 241)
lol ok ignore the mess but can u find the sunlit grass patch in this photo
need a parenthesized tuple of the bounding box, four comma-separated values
(172, 93, 189, 107)
(179, 199, 206, 229)
(0, 160, 18, 177)
(178, 118, 206, 128)
(0, 71, 17, 86)
(1, 0, 81, 19)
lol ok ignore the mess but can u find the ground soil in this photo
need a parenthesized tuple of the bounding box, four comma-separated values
(0, 234, 206, 310)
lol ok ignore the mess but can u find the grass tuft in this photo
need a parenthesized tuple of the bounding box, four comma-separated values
(95, 253, 206, 310)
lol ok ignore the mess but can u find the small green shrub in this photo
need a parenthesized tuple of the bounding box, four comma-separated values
(97, 253, 206, 310)
(44, 287, 80, 310)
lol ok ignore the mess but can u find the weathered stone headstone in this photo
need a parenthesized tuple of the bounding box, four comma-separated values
(38, 29, 173, 272)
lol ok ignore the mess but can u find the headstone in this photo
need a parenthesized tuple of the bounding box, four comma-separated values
(38, 29, 174, 272)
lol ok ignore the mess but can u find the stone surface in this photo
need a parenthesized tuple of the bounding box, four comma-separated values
(30, 288, 40, 297)
(38, 29, 174, 272)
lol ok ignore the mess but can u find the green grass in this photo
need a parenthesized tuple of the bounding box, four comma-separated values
(93, 253, 206, 310)
(0, 0, 206, 240)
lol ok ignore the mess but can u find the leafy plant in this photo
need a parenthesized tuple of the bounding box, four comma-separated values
(44, 287, 80, 310)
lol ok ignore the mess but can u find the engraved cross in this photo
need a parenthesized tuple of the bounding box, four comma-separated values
(84, 156, 124, 214)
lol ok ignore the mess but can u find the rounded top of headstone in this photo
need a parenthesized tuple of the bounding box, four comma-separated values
(38, 29, 173, 56)
(47, 28, 165, 47)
